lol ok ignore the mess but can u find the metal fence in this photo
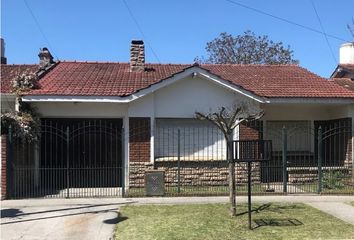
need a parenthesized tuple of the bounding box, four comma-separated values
(128, 118, 353, 196)
(4, 117, 354, 199)
(7, 118, 124, 199)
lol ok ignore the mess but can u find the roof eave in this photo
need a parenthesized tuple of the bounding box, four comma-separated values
(267, 97, 354, 104)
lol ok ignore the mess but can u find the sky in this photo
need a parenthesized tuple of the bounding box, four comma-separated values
(1, 0, 353, 77)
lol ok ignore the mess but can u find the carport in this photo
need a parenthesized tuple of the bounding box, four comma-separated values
(9, 118, 124, 198)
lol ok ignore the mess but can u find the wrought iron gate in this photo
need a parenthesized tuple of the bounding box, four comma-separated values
(262, 118, 353, 194)
(9, 118, 124, 198)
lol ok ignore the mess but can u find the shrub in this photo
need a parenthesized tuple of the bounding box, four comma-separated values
(322, 171, 346, 189)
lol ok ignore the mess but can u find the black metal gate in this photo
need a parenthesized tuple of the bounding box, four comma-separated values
(261, 118, 353, 194)
(9, 118, 124, 198)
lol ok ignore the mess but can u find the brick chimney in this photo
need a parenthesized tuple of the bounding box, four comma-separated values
(130, 40, 145, 71)
(1, 38, 7, 64)
(38, 47, 54, 69)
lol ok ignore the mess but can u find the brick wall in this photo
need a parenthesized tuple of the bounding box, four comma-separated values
(239, 120, 263, 140)
(1, 135, 8, 200)
(345, 137, 352, 175)
(129, 117, 151, 163)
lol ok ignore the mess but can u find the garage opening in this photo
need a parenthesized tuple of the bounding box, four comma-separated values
(10, 118, 124, 198)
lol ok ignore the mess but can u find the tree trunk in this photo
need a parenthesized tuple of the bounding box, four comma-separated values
(227, 138, 236, 217)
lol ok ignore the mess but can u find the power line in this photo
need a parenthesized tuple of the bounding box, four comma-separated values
(23, 0, 59, 60)
(122, 0, 161, 63)
(224, 0, 348, 42)
(310, 0, 337, 64)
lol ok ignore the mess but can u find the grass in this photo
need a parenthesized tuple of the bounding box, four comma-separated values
(126, 184, 272, 197)
(115, 203, 354, 240)
(297, 182, 354, 194)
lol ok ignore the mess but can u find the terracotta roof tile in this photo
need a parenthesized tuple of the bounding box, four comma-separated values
(339, 64, 354, 72)
(2, 62, 354, 98)
(201, 64, 354, 98)
(331, 78, 354, 92)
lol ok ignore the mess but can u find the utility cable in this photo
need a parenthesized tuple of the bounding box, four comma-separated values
(23, 0, 59, 60)
(224, 0, 348, 42)
(310, 0, 337, 64)
(122, 0, 161, 63)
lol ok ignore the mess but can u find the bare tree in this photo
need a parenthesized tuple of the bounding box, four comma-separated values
(195, 31, 298, 65)
(196, 104, 263, 216)
(348, 18, 354, 38)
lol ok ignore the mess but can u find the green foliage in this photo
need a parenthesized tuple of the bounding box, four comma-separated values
(1, 71, 40, 141)
(196, 31, 298, 64)
(11, 70, 39, 95)
(1, 110, 40, 142)
(322, 170, 346, 190)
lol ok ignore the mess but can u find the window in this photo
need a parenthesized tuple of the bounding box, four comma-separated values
(155, 119, 226, 161)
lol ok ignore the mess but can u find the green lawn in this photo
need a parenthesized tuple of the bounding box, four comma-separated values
(115, 203, 354, 240)
(126, 185, 275, 197)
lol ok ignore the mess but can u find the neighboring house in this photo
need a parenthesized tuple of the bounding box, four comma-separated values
(1, 64, 39, 112)
(0, 44, 55, 113)
(330, 42, 354, 92)
(1, 40, 354, 198)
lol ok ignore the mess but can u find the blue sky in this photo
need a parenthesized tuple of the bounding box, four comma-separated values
(1, 0, 353, 77)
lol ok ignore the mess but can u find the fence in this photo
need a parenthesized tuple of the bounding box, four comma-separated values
(6, 119, 124, 199)
(3, 117, 354, 199)
(128, 118, 353, 196)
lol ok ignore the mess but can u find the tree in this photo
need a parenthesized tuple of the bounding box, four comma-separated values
(195, 31, 298, 65)
(195, 104, 263, 216)
(1, 70, 40, 141)
(347, 18, 354, 38)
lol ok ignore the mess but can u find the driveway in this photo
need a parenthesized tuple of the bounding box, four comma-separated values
(1, 198, 135, 240)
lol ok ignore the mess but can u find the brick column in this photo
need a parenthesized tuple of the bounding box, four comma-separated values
(129, 117, 151, 162)
(239, 120, 263, 140)
(1, 135, 8, 200)
(129, 118, 153, 188)
(238, 121, 263, 183)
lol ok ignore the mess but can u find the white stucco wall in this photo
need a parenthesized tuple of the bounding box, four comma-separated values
(127, 74, 250, 117)
(32, 102, 128, 118)
(262, 103, 352, 121)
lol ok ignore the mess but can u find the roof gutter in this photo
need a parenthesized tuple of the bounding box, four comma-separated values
(268, 97, 354, 104)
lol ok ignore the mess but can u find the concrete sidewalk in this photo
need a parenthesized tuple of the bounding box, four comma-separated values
(307, 202, 354, 225)
(1, 195, 354, 240)
(2, 195, 354, 207)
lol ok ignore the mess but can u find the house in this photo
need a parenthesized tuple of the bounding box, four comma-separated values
(330, 42, 354, 92)
(1, 40, 354, 198)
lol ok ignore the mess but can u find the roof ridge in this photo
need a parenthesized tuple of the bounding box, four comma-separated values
(294, 65, 328, 80)
(58, 61, 192, 66)
(1, 64, 38, 66)
(59, 60, 128, 64)
(200, 63, 300, 67)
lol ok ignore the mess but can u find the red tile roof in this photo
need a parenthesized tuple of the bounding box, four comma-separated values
(331, 78, 354, 92)
(2, 62, 354, 98)
(202, 64, 354, 98)
(331, 64, 354, 78)
(27, 62, 188, 96)
(1, 64, 39, 93)
(339, 64, 354, 72)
